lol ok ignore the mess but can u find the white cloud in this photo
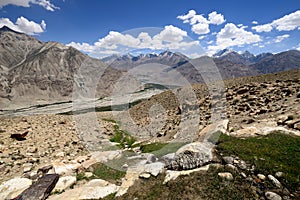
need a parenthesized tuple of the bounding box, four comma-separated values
(252, 24, 273, 32)
(208, 23, 261, 54)
(0, 16, 46, 35)
(153, 25, 187, 43)
(198, 35, 206, 40)
(252, 10, 300, 32)
(68, 25, 201, 58)
(208, 11, 225, 25)
(272, 10, 300, 31)
(177, 10, 196, 23)
(297, 43, 300, 50)
(177, 10, 226, 35)
(274, 34, 290, 43)
(191, 23, 210, 34)
(0, 0, 59, 11)
(252, 21, 258, 25)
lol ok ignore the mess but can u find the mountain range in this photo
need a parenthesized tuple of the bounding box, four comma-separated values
(1, 25, 300, 109)
(0, 26, 123, 109)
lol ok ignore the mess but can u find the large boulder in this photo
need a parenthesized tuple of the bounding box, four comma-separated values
(0, 177, 32, 199)
(165, 142, 214, 170)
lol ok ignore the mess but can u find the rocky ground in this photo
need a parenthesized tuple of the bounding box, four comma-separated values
(0, 69, 299, 199)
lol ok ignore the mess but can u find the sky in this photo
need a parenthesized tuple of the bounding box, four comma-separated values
(0, 0, 300, 58)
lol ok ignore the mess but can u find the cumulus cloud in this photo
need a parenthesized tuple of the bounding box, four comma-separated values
(274, 34, 289, 43)
(68, 25, 201, 58)
(177, 10, 225, 35)
(208, 23, 261, 53)
(0, 0, 59, 11)
(252, 24, 273, 32)
(0, 16, 46, 35)
(252, 21, 258, 25)
(252, 10, 300, 32)
(208, 11, 226, 25)
(297, 43, 300, 50)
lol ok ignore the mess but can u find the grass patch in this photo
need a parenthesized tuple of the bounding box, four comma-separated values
(217, 132, 300, 190)
(90, 163, 126, 184)
(76, 173, 88, 181)
(102, 118, 117, 123)
(109, 167, 256, 200)
(110, 123, 136, 148)
(140, 142, 187, 157)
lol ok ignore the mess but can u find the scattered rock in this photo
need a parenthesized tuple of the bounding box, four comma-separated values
(268, 175, 282, 188)
(84, 172, 93, 178)
(223, 156, 234, 164)
(257, 174, 266, 180)
(218, 172, 233, 181)
(139, 172, 151, 179)
(23, 163, 33, 173)
(265, 191, 282, 200)
(55, 152, 65, 158)
(275, 172, 284, 178)
(10, 130, 29, 141)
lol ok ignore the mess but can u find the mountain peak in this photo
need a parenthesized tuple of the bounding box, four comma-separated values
(0, 26, 22, 34)
(213, 48, 235, 57)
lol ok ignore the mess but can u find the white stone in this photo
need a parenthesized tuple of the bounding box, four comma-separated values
(0, 177, 32, 200)
(257, 174, 266, 180)
(164, 165, 210, 184)
(265, 191, 282, 200)
(275, 172, 284, 178)
(79, 185, 119, 199)
(85, 179, 110, 187)
(55, 152, 65, 158)
(218, 172, 233, 181)
(84, 172, 93, 178)
(268, 175, 282, 188)
(139, 172, 151, 179)
(53, 176, 76, 193)
(52, 162, 81, 175)
(144, 162, 165, 177)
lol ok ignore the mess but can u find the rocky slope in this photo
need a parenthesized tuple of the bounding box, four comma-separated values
(0, 26, 123, 110)
(0, 69, 299, 199)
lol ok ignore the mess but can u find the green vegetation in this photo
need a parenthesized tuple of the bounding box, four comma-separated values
(76, 172, 88, 181)
(102, 118, 117, 123)
(140, 142, 187, 157)
(109, 123, 136, 149)
(217, 132, 300, 190)
(105, 167, 256, 200)
(91, 163, 126, 184)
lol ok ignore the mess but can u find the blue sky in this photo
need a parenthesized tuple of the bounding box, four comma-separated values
(0, 0, 300, 58)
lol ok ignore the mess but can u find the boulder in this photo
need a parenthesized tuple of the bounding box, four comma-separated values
(166, 142, 214, 170)
(53, 176, 76, 193)
(0, 177, 32, 200)
(16, 174, 59, 200)
(198, 120, 229, 143)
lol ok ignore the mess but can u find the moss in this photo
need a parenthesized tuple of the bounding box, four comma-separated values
(217, 132, 300, 190)
(91, 163, 126, 184)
